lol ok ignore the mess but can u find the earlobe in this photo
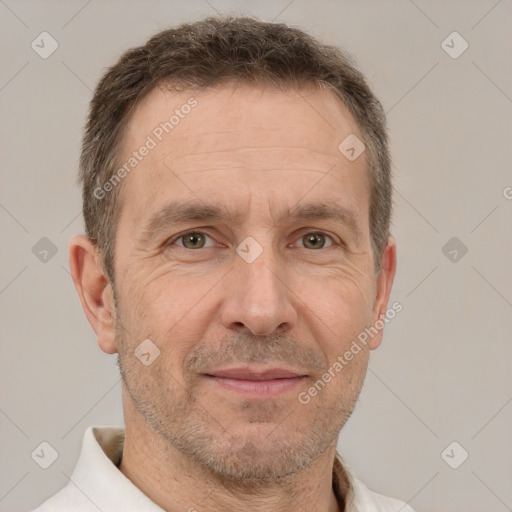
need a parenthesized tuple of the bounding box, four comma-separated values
(68, 235, 118, 355)
(369, 236, 397, 350)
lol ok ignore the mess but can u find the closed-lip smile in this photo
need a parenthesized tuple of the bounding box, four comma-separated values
(204, 366, 308, 397)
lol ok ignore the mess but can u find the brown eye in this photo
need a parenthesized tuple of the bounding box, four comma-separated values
(178, 232, 208, 249)
(300, 232, 332, 250)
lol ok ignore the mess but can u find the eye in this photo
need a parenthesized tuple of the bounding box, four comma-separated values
(172, 231, 216, 249)
(296, 232, 334, 250)
(167, 230, 337, 251)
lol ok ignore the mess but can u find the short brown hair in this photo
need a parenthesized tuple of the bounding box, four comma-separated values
(79, 16, 391, 283)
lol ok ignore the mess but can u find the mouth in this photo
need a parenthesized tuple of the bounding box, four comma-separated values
(203, 366, 308, 398)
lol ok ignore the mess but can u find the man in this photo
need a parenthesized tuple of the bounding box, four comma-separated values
(32, 16, 412, 512)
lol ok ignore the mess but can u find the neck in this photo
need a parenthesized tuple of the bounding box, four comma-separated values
(118, 398, 343, 512)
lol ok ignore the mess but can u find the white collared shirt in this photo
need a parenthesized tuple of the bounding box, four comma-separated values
(31, 426, 415, 512)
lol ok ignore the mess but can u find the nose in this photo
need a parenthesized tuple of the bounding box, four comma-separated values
(220, 249, 298, 336)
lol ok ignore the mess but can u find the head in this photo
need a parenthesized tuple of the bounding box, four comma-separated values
(70, 16, 396, 482)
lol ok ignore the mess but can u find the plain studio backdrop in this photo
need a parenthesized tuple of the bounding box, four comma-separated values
(1, 1, 511, 511)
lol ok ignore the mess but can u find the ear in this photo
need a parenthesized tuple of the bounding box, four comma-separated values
(368, 236, 397, 350)
(68, 235, 118, 354)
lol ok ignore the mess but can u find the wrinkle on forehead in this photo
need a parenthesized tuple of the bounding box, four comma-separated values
(115, 83, 370, 248)
(120, 83, 362, 162)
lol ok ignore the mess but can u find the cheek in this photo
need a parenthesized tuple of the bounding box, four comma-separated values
(125, 276, 212, 370)
(301, 278, 374, 367)
(301, 271, 374, 325)
(321, 337, 370, 405)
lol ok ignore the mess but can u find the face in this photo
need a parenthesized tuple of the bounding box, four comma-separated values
(106, 83, 393, 480)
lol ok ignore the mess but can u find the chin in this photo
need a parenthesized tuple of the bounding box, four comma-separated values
(182, 425, 325, 482)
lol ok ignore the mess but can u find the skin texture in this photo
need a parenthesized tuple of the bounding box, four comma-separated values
(70, 83, 396, 512)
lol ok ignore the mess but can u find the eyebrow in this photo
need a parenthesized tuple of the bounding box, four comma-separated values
(139, 199, 362, 244)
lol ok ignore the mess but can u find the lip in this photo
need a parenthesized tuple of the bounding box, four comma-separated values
(207, 367, 305, 380)
(204, 366, 308, 398)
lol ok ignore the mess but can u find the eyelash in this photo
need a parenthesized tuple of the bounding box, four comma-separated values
(167, 230, 338, 250)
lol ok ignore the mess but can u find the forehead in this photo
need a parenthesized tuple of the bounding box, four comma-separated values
(121, 83, 362, 160)
(116, 83, 369, 233)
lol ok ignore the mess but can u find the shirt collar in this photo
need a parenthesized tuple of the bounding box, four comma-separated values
(66, 426, 398, 512)
(68, 426, 164, 510)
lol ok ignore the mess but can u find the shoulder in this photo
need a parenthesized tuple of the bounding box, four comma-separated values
(28, 484, 95, 512)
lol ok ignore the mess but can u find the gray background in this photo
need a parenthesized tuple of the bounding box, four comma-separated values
(1, 1, 511, 511)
